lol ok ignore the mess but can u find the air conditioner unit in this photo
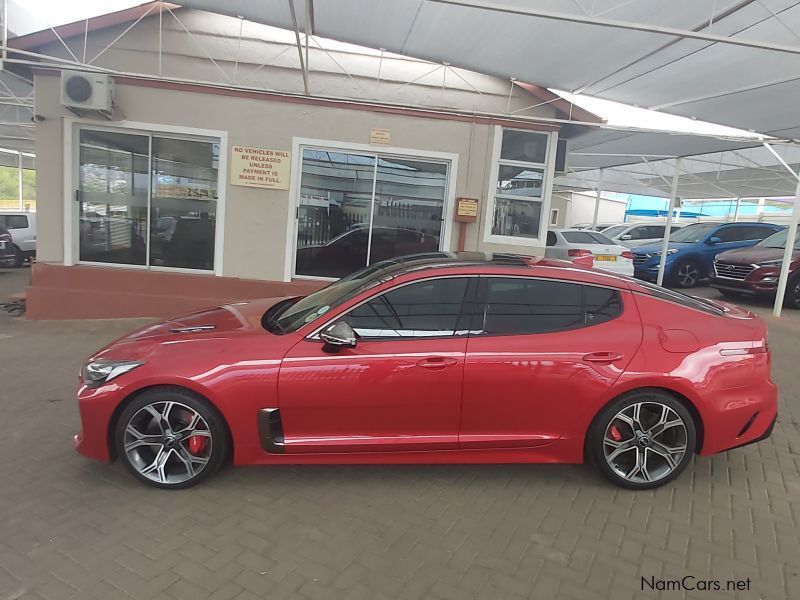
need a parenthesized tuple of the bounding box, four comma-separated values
(61, 71, 114, 117)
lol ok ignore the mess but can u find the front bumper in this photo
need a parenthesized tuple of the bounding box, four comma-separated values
(74, 381, 128, 462)
(710, 265, 783, 295)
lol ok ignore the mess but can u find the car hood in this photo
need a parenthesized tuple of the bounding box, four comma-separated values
(634, 242, 694, 254)
(715, 246, 800, 265)
(92, 297, 295, 360)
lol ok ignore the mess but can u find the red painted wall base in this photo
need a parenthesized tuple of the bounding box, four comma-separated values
(25, 263, 326, 320)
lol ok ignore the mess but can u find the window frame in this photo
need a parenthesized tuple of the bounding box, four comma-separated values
(286, 138, 458, 283)
(306, 275, 478, 342)
(549, 208, 559, 227)
(471, 275, 625, 338)
(483, 126, 559, 248)
(63, 118, 228, 276)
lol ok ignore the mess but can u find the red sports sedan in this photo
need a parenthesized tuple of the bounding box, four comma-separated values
(74, 253, 777, 490)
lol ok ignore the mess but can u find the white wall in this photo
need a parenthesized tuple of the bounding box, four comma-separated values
(558, 192, 628, 227)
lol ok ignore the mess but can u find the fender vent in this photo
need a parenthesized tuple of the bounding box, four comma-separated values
(737, 411, 759, 438)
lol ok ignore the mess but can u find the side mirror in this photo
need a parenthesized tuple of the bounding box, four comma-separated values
(320, 321, 357, 351)
(707, 236, 722, 245)
(619, 234, 633, 241)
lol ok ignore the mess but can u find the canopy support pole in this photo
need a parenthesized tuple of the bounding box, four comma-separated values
(773, 177, 800, 317)
(657, 158, 681, 287)
(732, 197, 741, 222)
(17, 150, 22, 210)
(591, 168, 604, 229)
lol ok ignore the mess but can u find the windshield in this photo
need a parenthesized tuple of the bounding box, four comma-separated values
(602, 225, 627, 239)
(757, 226, 798, 249)
(667, 223, 718, 243)
(266, 258, 416, 333)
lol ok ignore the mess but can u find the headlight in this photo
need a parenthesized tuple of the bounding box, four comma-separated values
(81, 359, 144, 388)
(756, 259, 783, 266)
(652, 249, 678, 257)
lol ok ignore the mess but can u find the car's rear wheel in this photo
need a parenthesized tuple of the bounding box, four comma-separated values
(673, 260, 701, 288)
(114, 387, 227, 489)
(784, 273, 800, 310)
(589, 391, 696, 490)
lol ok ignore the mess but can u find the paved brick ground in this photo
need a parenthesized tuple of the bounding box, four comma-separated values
(1, 277, 799, 600)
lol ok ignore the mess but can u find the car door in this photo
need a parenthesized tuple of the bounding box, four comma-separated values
(278, 276, 475, 453)
(460, 276, 642, 449)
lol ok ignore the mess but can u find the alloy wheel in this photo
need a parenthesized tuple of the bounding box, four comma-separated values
(123, 401, 213, 485)
(603, 402, 688, 484)
(677, 263, 698, 287)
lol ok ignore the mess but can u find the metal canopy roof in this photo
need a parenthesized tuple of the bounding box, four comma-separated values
(175, 0, 800, 141)
(555, 141, 800, 199)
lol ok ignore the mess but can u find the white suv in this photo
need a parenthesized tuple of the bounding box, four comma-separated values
(0, 212, 36, 267)
(601, 222, 685, 248)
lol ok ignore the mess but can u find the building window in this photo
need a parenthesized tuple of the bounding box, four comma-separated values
(77, 128, 219, 271)
(550, 208, 559, 226)
(294, 148, 450, 279)
(487, 128, 554, 243)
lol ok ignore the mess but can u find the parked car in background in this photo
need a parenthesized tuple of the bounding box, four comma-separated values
(573, 222, 618, 231)
(711, 226, 800, 308)
(295, 226, 439, 278)
(632, 222, 782, 288)
(545, 229, 634, 276)
(0, 212, 36, 267)
(74, 253, 777, 491)
(602, 222, 686, 248)
(0, 226, 16, 266)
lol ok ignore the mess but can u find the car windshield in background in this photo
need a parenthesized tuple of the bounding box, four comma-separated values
(602, 225, 627, 239)
(667, 223, 718, 243)
(757, 227, 798, 249)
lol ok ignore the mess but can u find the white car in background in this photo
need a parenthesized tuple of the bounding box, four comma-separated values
(601, 222, 686, 248)
(545, 228, 634, 276)
(0, 212, 36, 267)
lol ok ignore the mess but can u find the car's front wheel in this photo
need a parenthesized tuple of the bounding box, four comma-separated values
(673, 259, 702, 288)
(114, 387, 227, 489)
(784, 273, 800, 310)
(589, 391, 696, 490)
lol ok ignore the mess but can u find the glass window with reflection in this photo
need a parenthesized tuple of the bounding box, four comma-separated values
(149, 137, 219, 270)
(344, 277, 469, 338)
(490, 129, 551, 240)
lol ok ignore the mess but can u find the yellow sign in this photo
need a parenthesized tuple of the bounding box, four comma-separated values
(456, 197, 478, 218)
(230, 145, 291, 189)
(369, 128, 391, 145)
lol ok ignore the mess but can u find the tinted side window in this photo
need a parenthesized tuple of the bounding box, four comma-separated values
(750, 226, 779, 240)
(715, 226, 755, 242)
(5, 215, 28, 229)
(546, 231, 557, 246)
(482, 278, 622, 335)
(345, 277, 469, 338)
(647, 225, 666, 238)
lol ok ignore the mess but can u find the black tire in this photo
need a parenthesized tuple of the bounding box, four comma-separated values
(588, 390, 696, 490)
(672, 259, 702, 288)
(784, 273, 800, 310)
(11, 245, 23, 268)
(114, 387, 228, 489)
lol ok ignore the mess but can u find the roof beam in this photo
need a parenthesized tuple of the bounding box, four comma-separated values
(287, 0, 309, 95)
(427, 0, 800, 57)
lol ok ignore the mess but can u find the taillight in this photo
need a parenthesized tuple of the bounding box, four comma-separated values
(621, 250, 634, 260)
(568, 248, 593, 257)
(0, 233, 11, 242)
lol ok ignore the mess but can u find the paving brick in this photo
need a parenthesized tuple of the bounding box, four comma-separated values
(0, 286, 799, 600)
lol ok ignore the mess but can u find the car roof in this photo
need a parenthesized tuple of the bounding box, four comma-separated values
(354, 252, 635, 290)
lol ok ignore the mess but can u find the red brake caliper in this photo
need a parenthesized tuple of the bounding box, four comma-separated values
(188, 435, 207, 455)
(609, 424, 623, 442)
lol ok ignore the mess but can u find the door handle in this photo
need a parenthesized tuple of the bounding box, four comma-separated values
(583, 352, 623, 364)
(416, 356, 458, 370)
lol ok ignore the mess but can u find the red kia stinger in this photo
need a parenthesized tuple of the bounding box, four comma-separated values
(74, 253, 777, 490)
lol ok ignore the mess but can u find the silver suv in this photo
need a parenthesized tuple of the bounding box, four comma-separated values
(0, 212, 36, 267)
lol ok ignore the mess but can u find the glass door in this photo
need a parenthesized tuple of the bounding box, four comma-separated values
(78, 130, 149, 265)
(294, 148, 448, 279)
